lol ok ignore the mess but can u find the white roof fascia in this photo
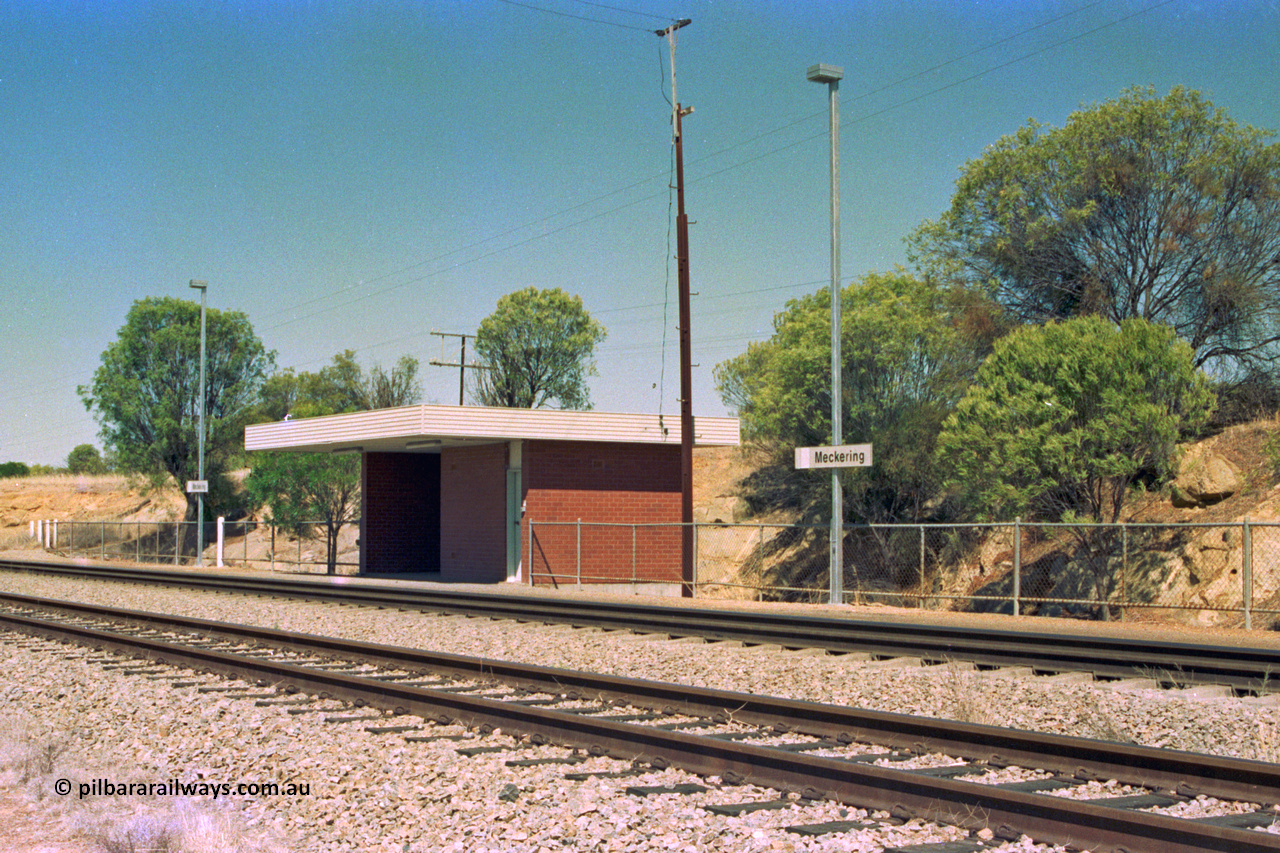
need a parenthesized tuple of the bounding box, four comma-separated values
(245, 404, 740, 453)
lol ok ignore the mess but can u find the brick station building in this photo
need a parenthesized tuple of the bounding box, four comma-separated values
(244, 405, 740, 589)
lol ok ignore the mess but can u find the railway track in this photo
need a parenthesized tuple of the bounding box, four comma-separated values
(1, 590, 1278, 852)
(4, 555, 1279, 693)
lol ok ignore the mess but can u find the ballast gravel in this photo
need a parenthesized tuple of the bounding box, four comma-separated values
(0, 569, 1276, 851)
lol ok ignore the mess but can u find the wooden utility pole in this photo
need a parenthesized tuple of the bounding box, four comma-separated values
(657, 18, 695, 597)
(675, 102, 694, 598)
(429, 331, 492, 405)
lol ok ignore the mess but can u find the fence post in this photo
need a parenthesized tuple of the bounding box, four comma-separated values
(1013, 517, 1021, 617)
(528, 519, 534, 586)
(758, 523, 765, 602)
(68, 521, 74, 557)
(174, 522, 180, 565)
(100, 521, 105, 561)
(271, 524, 276, 572)
(631, 524, 637, 594)
(576, 519, 582, 589)
(692, 522, 699, 597)
(216, 516, 225, 567)
(1243, 518, 1253, 631)
(136, 521, 141, 563)
(1120, 523, 1128, 621)
(919, 525, 926, 609)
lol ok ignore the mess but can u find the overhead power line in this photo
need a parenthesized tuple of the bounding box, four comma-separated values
(253, 0, 1178, 346)
(492, 0, 667, 32)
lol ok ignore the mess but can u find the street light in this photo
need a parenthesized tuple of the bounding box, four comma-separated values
(189, 279, 208, 568)
(807, 62, 844, 604)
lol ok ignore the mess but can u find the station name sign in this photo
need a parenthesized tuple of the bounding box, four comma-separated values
(794, 444, 872, 469)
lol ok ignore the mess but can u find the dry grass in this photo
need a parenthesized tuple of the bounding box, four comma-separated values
(84, 803, 274, 853)
(0, 715, 75, 788)
(0, 712, 284, 853)
(0, 473, 138, 494)
(936, 662, 994, 726)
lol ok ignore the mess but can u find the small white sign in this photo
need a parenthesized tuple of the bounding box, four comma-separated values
(795, 444, 872, 469)
(186, 480, 209, 494)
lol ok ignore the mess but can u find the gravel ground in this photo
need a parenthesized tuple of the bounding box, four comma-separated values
(0, 569, 1277, 852)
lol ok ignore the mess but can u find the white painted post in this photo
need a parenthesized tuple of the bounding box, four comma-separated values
(216, 516, 225, 567)
(28, 520, 34, 540)
(52, 520, 58, 550)
(576, 519, 582, 589)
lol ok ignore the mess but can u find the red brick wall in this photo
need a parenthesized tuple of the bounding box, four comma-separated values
(440, 443, 509, 583)
(522, 441, 681, 586)
(361, 453, 440, 573)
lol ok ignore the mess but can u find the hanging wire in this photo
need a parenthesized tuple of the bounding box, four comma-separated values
(493, 0, 660, 32)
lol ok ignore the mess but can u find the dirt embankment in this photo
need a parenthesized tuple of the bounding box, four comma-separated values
(0, 474, 185, 549)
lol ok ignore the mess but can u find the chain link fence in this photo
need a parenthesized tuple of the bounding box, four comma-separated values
(26, 518, 359, 574)
(20, 515, 1280, 626)
(697, 519, 1280, 628)
(527, 518, 1280, 627)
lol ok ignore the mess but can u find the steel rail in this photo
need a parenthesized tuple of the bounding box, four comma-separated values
(1, 601, 1277, 853)
(3, 556, 1279, 690)
(2, 590, 1279, 807)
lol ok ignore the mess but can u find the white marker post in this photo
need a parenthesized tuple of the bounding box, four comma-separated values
(796, 444, 872, 603)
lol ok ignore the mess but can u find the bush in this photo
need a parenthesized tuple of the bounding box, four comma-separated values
(0, 461, 30, 478)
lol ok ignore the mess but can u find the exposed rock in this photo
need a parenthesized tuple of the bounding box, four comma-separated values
(1171, 453, 1242, 508)
(693, 494, 752, 524)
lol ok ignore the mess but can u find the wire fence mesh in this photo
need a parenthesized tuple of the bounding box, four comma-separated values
(29, 518, 359, 574)
(19, 516, 1280, 626)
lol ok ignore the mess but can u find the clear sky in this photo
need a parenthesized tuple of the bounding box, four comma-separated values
(2, 0, 1277, 466)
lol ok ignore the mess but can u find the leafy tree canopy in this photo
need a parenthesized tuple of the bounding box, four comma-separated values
(79, 296, 274, 521)
(246, 350, 419, 574)
(937, 316, 1215, 525)
(715, 271, 1008, 524)
(472, 287, 606, 409)
(255, 350, 421, 422)
(911, 86, 1280, 377)
(66, 443, 107, 475)
(0, 461, 30, 479)
(243, 450, 359, 575)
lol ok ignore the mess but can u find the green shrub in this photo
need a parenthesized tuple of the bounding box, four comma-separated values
(0, 461, 30, 478)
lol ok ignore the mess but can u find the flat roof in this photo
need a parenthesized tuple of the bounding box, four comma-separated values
(244, 404, 740, 454)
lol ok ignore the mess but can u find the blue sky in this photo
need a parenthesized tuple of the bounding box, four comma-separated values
(2, 0, 1277, 466)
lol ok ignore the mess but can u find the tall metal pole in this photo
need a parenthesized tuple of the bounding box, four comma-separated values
(189, 279, 208, 568)
(807, 63, 843, 604)
(657, 19, 695, 597)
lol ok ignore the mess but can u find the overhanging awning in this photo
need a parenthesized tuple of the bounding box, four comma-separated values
(245, 404, 740, 454)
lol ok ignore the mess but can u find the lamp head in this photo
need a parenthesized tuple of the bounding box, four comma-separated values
(806, 64, 844, 84)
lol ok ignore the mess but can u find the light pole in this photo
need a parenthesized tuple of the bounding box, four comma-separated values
(189, 279, 208, 568)
(807, 63, 843, 604)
